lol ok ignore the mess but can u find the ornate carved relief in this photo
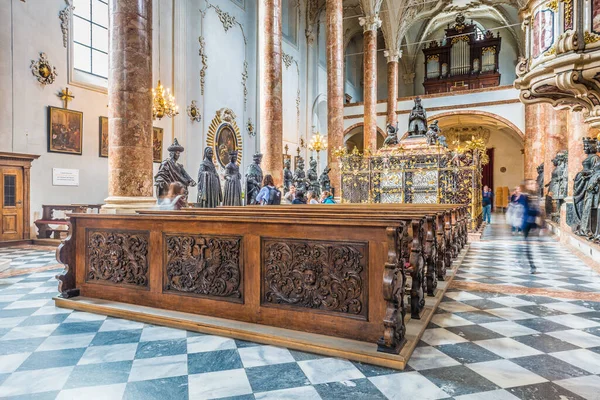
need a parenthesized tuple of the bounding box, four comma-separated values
(86, 230, 150, 287)
(198, 36, 207, 95)
(262, 238, 368, 318)
(242, 61, 248, 110)
(30, 53, 57, 85)
(207, 108, 243, 169)
(282, 51, 302, 146)
(164, 234, 243, 302)
(58, 0, 73, 48)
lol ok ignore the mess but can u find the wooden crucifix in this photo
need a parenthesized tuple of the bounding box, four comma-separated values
(57, 87, 75, 109)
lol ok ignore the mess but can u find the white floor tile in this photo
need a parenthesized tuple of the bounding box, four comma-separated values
(238, 345, 295, 368)
(255, 386, 322, 400)
(547, 329, 600, 348)
(485, 308, 537, 321)
(480, 321, 539, 337)
(188, 368, 252, 400)
(38, 333, 96, 351)
(3, 299, 49, 309)
(421, 328, 469, 346)
(78, 343, 138, 365)
(474, 338, 543, 359)
(431, 313, 475, 327)
(550, 349, 600, 374)
(0, 324, 59, 340)
(297, 358, 364, 384)
(467, 360, 547, 388)
(63, 311, 107, 323)
(187, 335, 236, 354)
(454, 389, 520, 400)
(370, 371, 450, 400)
(407, 346, 461, 370)
(0, 316, 27, 329)
(0, 366, 73, 397)
(56, 383, 127, 400)
(0, 352, 31, 373)
(128, 354, 188, 382)
(544, 315, 600, 330)
(490, 297, 536, 308)
(444, 292, 484, 301)
(554, 375, 600, 400)
(139, 326, 187, 342)
(98, 319, 144, 332)
(438, 302, 480, 313)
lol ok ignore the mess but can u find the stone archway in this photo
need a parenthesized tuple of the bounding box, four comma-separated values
(343, 123, 386, 153)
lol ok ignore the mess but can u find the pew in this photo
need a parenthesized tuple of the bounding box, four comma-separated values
(35, 204, 102, 239)
(54, 204, 467, 368)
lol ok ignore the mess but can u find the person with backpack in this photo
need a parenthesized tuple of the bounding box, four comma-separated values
(255, 174, 281, 205)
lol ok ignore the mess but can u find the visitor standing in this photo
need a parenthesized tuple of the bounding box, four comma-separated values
(284, 185, 296, 204)
(519, 180, 541, 274)
(507, 186, 525, 234)
(482, 185, 493, 223)
(307, 191, 319, 204)
(255, 175, 281, 205)
(292, 190, 307, 204)
(320, 191, 335, 204)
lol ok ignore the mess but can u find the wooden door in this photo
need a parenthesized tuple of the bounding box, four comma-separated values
(0, 167, 23, 241)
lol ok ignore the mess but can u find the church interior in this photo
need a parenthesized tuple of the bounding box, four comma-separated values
(1, 0, 600, 398)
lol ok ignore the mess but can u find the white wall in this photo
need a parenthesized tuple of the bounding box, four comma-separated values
(487, 130, 524, 191)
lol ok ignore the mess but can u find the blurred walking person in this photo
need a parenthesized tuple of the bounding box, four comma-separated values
(520, 180, 541, 273)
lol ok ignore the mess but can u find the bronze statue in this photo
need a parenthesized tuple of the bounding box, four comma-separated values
(245, 153, 263, 205)
(408, 97, 427, 137)
(307, 157, 321, 196)
(536, 164, 544, 198)
(546, 151, 568, 200)
(293, 157, 308, 192)
(223, 150, 242, 206)
(283, 158, 293, 193)
(319, 165, 331, 192)
(425, 120, 441, 145)
(574, 138, 600, 238)
(154, 139, 196, 201)
(197, 147, 222, 208)
(383, 123, 399, 146)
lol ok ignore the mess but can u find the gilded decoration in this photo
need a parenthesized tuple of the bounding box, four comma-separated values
(86, 230, 150, 288)
(198, 36, 207, 95)
(262, 238, 368, 318)
(584, 31, 600, 44)
(482, 46, 496, 55)
(58, 0, 73, 48)
(164, 234, 243, 302)
(282, 52, 294, 69)
(451, 35, 469, 44)
(207, 108, 243, 169)
(30, 52, 57, 85)
(242, 61, 248, 110)
(563, 0, 573, 30)
(426, 54, 440, 62)
(187, 100, 201, 123)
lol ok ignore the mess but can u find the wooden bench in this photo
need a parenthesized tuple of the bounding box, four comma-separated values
(35, 204, 102, 239)
(54, 204, 467, 367)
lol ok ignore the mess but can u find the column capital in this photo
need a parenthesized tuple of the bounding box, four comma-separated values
(403, 72, 416, 84)
(383, 49, 402, 63)
(359, 14, 381, 32)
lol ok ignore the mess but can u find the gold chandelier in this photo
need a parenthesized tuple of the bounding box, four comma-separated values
(152, 80, 179, 120)
(308, 132, 328, 153)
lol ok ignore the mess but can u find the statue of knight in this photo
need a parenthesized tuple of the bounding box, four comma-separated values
(407, 97, 427, 137)
(426, 120, 441, 146)
(283, 158, 294, 193)
(307, 157, 321, 196)
(319, 165, 331, 193)
(383, 122, 399, 146)
(574, 138, 600, 239)
(154, 138, 196, 202)
(293, 157, 308, 192)
(245, 153, 264, 205)
(536, 164, 544, 198)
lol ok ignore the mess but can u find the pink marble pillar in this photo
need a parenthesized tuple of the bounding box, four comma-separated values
(544, 106, 568, 190)
(326, 0, 344, 195)
(524, 103, 546, 181)
(567, 111, 590, 197)
(104, 0, 156, 211)
(362, 16, 380, 152)
(386, 50, 400, 127)
(260, 0, 283, 186)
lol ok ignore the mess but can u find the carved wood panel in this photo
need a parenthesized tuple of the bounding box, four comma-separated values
(164, 234, 243, 303)
(261, 238, 368, 319)
(86, 229, 150, 288)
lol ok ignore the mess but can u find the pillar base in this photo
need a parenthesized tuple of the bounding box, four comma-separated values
(101, 196, 157, 214)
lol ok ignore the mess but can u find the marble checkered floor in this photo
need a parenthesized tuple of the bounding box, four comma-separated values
(0, 247, 57, 273)
(0, 219, 599, 400)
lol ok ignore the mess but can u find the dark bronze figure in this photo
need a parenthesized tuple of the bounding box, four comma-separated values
(383, 123, 399, 146)
(283, 158, 293, 193)
(425, 120, 441, 146)
(197, 147, 222, 208)
(154, 139, 196, 201)
(307, 157, 320, 196)
(574, 138, 600, 239)
(408, 97, 427, 137)
(293, 157, 308, 192)
(546, 151, 568, 200)
(223, 151, 242, 206)
(245, 153, 263, 205)
(319, 165, 331, 193)
(536, 164, 544, 198)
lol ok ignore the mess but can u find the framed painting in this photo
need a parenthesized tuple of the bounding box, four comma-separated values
(99, 116, 108, 158)
(153, 127, 164, 163)
(48, 106, 83, 155)
(531, 8, 554, 58)
(215, 124, 238, 168)
(283, 154, 292, 168)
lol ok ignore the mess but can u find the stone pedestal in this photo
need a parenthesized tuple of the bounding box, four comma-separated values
(103, 0, 156, 213)
(326, 0, 344, 194)
(386, 51, 400, 127)
(259, 0, 283, 185)
(362, 17, 379, 152)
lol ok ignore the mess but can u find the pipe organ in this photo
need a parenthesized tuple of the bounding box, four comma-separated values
(423, 14, 502, 94)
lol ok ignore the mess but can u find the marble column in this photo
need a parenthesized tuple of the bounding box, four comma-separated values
(385, 50, 401, 127)
(361, 15, 381, 152)
(103, 0, 156, 212)
(260, 0, 283, 185)
(524, 103, 546, 181)
(326, 0, 344, 195)
(567, 111, 590, 197)
(544, 106, 568, 190)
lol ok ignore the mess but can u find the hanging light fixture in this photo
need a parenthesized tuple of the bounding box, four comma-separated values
(152, 1, 178, 120)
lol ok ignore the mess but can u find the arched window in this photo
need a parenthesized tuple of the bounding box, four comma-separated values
(282, 0, 298, 45)
(71, 0, 108, 89)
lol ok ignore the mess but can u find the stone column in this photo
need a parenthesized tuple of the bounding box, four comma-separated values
(544, 106, 568, 190)
(524, 103, 546, 181)
(259, 0, 283, 185)
(360, 15, 381, 152)
(326, 0, 344, 195)
(103, 0, 156, 212)
(385, 50, 401, 127)
(567, 111, 590, 197)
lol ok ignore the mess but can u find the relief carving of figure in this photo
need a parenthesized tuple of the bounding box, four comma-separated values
(154, 139, 196, 201)
(196, 147, 222, 208)
(574, 138, 600, 238)
(223, 151, 242, 206)
(319, 165, 331, 193)
(408, 97, 427, 137)
(307, 157, 320, 196)
(283, 158, 294, 193)
(293, 157, 308, 192)
(245, 153, 264, 205)
(383, 123, 399, 146)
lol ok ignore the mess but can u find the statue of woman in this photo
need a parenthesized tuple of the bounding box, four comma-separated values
(545, 154, 561, 197)
(575, 138, 600, 237)
(293, 157, 308, 192)
(307, 158, 320, 196)
(408, 97, 427, 136)
(283, 159, 294, 193)
(197, 147, 222, 208)
(245, 153, 263, 205)
(223, 150, 242, 206)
